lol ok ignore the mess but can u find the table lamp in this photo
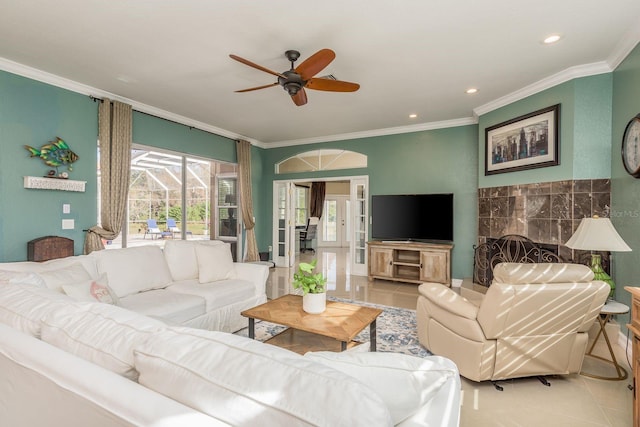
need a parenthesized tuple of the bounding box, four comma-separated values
(565, 215, 632, 297)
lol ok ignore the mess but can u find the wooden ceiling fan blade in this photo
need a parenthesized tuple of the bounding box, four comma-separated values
(229, 54, 286, 78)
(235, 82, 278, 93)
(291, 88, 308, 106)
(306, 78, 360, 92)
(295, 49, 335, 81)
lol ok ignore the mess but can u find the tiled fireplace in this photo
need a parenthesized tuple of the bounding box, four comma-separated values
(477, 179, 611, 275)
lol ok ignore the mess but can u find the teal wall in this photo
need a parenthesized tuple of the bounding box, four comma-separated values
(259, 126, 479, 279)
(0, 54, 634, 289)
(0, 71, 98, 260)
(132, 112, 236, 163)
(611, 43, 640, 322)
(0, 69, 263, 262)
(478, 74, 613, 188)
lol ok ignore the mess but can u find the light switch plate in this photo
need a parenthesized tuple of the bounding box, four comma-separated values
(62, 219, 74, 229)
(63, 204, 71, 214)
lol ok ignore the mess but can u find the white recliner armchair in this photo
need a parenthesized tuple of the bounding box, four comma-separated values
(417, 262, 609, 384)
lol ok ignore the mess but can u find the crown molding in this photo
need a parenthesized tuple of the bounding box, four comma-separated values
(607, 18, 640, 70)
(4, 25, 639, 151)
(266, 117, 478, 148)
(473, 61, 612, 117)
(0, 57, 260, 146)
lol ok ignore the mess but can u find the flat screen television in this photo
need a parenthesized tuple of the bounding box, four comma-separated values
(371, 193, 454, 242)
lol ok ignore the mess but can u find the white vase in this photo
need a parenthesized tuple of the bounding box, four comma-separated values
(303, 292, 326, 314)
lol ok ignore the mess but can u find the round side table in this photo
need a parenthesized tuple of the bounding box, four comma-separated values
(581, 300, 629, 381)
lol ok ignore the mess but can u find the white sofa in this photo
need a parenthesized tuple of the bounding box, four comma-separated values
(0, 240, 268, 333)
(0, 281, 461, 426)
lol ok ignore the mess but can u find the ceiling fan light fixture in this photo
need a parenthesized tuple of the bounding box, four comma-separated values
(284, 82, 302, 95)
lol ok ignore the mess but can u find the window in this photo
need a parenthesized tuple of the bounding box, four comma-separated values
(294, 185, 308, 226)
(217, 176, 237, 238)
(276, 149, 367, 174)
(100, 145, 237, 249)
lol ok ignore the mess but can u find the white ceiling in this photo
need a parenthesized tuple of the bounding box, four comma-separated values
(1, 1, 640, 148)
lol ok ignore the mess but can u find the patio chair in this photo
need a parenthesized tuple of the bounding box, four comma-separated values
(167, 218, 180, 238)
(144, 219, 163, 240)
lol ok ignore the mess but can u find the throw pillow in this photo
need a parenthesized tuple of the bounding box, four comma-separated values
(62, 273, 119, 305)
(163, 240, 226, 282)
(303, 351, 459, 425)
(37, 263, 92, 292)
(195, 243, 236, 283)
(41, 302, 166, 381)
(134, 327, 393, 426)
(95, 245, 173, 298)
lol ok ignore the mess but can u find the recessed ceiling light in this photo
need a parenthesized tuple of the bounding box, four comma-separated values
(409, 114, 417, 118)
(465, 88, 478, 94)
(543, 34, 561, 44)
(116, 75, 136, 83)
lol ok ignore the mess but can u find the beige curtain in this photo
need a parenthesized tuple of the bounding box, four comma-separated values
(237, 139, 259, 262)
(84, 99, 132, 254)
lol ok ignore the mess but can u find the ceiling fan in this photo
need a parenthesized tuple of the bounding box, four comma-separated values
(229, 49, 360, 106)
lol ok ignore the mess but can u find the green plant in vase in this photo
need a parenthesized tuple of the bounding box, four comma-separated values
(293, 259, 327, 294)
(293, 259, 327, 314)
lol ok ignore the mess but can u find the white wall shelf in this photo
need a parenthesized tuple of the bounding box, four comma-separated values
(24, 176, 86, 192)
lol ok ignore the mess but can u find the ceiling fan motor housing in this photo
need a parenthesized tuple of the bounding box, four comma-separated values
(279, 70, 304, 95)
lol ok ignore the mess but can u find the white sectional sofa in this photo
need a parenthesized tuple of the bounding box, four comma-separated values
(0, 241, 461, 426)
(0, 239, 268, 333)
(0, 282, 461, 426)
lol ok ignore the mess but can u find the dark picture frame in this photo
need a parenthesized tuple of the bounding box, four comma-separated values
(485, 104, 560, 175)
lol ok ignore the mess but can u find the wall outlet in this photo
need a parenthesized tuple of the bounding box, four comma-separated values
(63, 204, 71, 214)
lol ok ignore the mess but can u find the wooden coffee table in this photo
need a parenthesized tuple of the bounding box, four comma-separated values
(241, 294, 382, 355)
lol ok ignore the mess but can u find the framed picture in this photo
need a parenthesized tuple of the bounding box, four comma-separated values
(485, 104, 560, 175)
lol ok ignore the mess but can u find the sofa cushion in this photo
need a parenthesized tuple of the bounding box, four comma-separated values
(195, 243, 236, 283)
(0, 255, 98, 279)
(0, 270, 46, 288)
(134, 328, 393, 427)
(95, 246, 173, 298)
(163, 240, 225, 282)
(166, 278, 255, 311)
(117, 289, 205, 325)
(41, 302, 166, 381)
(61, 273, 119, 305)
(37, 263, 92, 293)
(304, 351, 458, 425)
(0, 284, 73, 337)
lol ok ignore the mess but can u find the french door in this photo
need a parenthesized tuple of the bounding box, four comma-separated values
(273, 181, 296, 267)
(350, 178, 368, 276)
(319, 196, 350, 248)
(272, 176, 368, 275)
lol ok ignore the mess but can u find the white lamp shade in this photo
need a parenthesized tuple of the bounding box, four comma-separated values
(565, 217, 632, 252)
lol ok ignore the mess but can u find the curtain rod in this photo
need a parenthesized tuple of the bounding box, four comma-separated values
(89, 95, 234, 142)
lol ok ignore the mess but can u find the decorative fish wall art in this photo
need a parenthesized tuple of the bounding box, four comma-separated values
(25, 137, 79, 179)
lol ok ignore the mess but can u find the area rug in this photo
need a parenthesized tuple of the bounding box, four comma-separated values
(235, 297, 431, 358)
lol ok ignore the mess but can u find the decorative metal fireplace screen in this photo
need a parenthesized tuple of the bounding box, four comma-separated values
(473, 235, 564, 287)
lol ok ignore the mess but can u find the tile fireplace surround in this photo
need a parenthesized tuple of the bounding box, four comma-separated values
(478, 179, 610, 263)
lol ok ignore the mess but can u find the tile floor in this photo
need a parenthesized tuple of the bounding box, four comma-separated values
(266, 247, 634, 427)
